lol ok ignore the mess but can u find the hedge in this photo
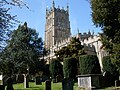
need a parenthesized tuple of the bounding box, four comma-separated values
(63, 57, 78, 79)
(49, 58, 63, 79)
(102, 56, 119, 86)
(79, 55, 101, 75)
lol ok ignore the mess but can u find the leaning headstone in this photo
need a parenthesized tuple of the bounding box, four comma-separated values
(62, 78, 73, 90)
(35, 76, 41, 85)
(12, 75, 17, 84)
(115, 80, 120, 87)
(6, 77, 14, 90)
(16, 75, 24, 83)
(3, 76, 8, 85)
(56, 75, 62, 82)
(45, 80, 51, 90)
(0, 85, 5, 90)
(52, 78, 56, 83)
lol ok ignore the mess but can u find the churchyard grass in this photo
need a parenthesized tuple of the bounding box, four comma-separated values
(13, 82, 44, 90)
(12, 82, 116, 90)
(12, 82, 78, 90)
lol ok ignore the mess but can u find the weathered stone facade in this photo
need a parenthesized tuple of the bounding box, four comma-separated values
(45, 1, 71, 50)
(81, 35, 109, 71)
(44, 1, 108, 72)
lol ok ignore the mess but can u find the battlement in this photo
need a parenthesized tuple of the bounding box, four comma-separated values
(49, 37, 71, 50)
(75, 31, 93, 41)
(82, 35, 100, 44)
(49, 35, 99, 55)
(46, 8, 68, 18)
(46, 1, 69, 18)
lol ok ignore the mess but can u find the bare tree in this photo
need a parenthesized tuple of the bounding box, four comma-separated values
(0, 0, 29, 51)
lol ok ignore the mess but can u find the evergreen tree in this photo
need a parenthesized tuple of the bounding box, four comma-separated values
(0, 22, 44, 75)
(49, 59, 63, 79)
(90, 0, 120, 70)
(55, 37, 86, 61)
(63, 57, 78, 80)
(79, 55, 101, 75)
(102, 56, 119, 86)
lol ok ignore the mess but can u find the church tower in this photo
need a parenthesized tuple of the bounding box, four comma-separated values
(45, 1, 71, 49)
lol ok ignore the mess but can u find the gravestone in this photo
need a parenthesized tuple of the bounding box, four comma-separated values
(52, 78, 56, 83)
(16, 75, 24, 83)
(77, 74, 102, 89)
(6, 77, 14, 90)
(56, 75, 62, 82)
(115, 80, 120, 87)
(35, 76, 42, 85)
(45, 80, 51, 90)
(62, 78, 73, 90)
(12, 75, 17, 84)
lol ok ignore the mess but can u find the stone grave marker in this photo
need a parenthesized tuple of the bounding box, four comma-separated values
(45, 80, 51, 90)
(115, 80, 120, 87)
(6, 77, 14, 90)
(52, 78, 56, 83)
(35, 76, 42, 85)
(56, 75, 62, 82)
(16, 75, 24, 83)
(62, 78, 73, 90)
(77, 74, 102, 89)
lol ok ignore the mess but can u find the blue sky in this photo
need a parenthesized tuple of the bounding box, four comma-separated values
(10, 0, 101, 40)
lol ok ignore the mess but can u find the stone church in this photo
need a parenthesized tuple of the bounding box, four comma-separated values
(44, 1, 108, 71)
(45, 1, 71, 50)
(44, 1, 92, 59)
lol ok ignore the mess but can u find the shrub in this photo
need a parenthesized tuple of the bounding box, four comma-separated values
(79, 55, 101, 75)
(102, 56, 119, 86)
(63, 57, 78, 80)
(49, 59, 63, 79)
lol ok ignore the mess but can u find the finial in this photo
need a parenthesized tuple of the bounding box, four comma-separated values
(77, 28, 79, 34)
(52, 0, 55, 8)
(24, 22, 27, 29)
(67, 0, 69, 12)
(46, 5, 48, 10)
(46, 8, 48, 15)
(88, 29, 91, 35)
(46, 8, 47, 11)
(76, 28, 80, 39)
(92, 30, 94, 36)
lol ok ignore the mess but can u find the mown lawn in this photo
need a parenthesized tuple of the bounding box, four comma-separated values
(12, 82, 118, 90)
(98, 87, 117, 90)
(13, 82, 78, 90)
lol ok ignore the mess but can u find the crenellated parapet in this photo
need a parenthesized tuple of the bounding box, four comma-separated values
(82, 35, 100, 44)
(75, 30, 93, 41)
(49, 37, 71, 51)
(46, 1, 69, 19)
